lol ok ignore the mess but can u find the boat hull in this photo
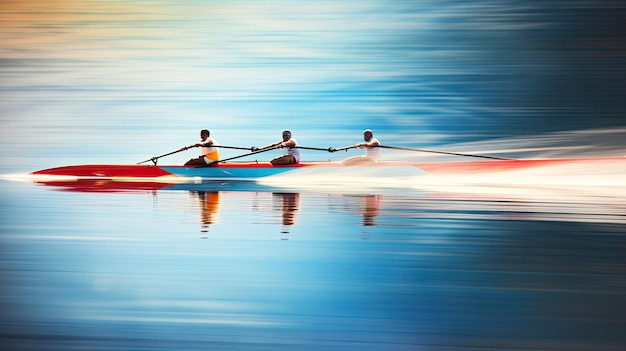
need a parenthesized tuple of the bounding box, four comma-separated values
(29, 157, 625, 181)
(30, 162, 322, 180)
(30, 164, 175, 178)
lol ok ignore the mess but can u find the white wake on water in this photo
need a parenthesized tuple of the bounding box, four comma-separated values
(259, 158, 626, 199)
(259, 158, 626, 225)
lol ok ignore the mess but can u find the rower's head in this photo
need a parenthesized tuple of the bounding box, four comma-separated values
(282, 129, 292, 141)
(363, 129, 373, 141)
(200, 129, 210, 140)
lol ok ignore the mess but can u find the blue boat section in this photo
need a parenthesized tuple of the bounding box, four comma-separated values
(159, 161, 430, 182)
(160, 165, 299, 180)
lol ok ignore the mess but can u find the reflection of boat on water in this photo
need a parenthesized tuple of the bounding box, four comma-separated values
(28, 178, 381, 231)
(31, 178, 282, 193)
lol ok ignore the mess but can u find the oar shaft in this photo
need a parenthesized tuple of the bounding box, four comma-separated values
(294, 146, 335, 152)
(137, 147, 188, 165)
(213, 145, 255, 151)
(378, 145, 511, 160)
(138, 143, 281, 165)
(137, 146, 195, 165)
(214, 146, 277, 163)
(216, 144, 336, 163)
(331, 145, 357, 152)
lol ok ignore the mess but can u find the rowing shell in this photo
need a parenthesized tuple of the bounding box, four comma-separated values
(30, 156, 625, 180)
(30, 158, 434, 182)
(31, 162, 307, 180)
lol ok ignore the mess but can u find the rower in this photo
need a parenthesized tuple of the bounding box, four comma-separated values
(342, 129, 381, 165)
(183, 129, 220, 166)
(264, 129, 300, 166)
(356, 129, 381, 161)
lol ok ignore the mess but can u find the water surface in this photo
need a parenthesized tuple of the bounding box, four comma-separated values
(2, 176, 626, 350)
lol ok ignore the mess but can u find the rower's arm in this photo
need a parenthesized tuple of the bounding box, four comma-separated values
(260, 141, 282, 149)
(282, 139, 296, 148)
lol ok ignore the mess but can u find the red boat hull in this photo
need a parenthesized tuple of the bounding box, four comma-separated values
(30, 164, 175, 178)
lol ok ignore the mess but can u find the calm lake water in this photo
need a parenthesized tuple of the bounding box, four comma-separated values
(2, 1, 626, 350)
(2, 173, 626, 350)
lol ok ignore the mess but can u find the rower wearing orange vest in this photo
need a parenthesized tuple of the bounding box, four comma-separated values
(184, 129, 220, 166)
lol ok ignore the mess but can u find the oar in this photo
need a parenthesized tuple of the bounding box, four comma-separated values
(211, 145, 279, 163)
(137, 145, 198, 165)
(377, 145, 512, 160)
(330, 145, 358, 152)
(294, 146, 336, 152)
(213, 144, 337, 164)
(138, 144, 259, 165)
(213, 145, 257, 151)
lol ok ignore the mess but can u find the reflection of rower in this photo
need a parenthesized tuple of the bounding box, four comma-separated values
(361, 195, 381, 226)
(194, 191, 221, 233)
(273, 193, 300, 236)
